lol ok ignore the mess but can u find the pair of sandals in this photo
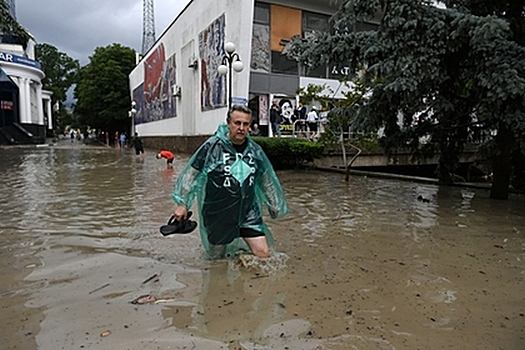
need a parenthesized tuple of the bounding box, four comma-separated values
(160, 211, 198, 236)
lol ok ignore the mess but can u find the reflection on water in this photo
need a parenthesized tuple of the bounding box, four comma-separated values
(1, 143, 524, 349)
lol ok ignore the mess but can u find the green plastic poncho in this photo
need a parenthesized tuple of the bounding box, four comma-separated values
(172, 123, 289, 259)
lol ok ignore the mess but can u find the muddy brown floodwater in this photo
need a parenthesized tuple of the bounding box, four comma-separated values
(0, 139, 524, 350)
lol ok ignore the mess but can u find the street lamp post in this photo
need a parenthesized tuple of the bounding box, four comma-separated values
(218, 42, 244, 111)
(129, 101, 136, 136)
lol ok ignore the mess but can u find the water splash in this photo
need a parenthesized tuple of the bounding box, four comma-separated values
(229, 252, 289, 275)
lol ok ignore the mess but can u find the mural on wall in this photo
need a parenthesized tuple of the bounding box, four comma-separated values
(278, 97, 296, 135)
(251, 23, 270, 73)
(199, 14, 226, 111)
(132, 83, 145, 125)
(134, 43, 177, 125)
(279, 98, 296, 125)
(163, 53, 178, 117)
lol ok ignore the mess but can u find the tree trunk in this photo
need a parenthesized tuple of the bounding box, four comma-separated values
(490, 122, 513, 200)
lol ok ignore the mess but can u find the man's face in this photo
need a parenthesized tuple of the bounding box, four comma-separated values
(228, 110, 251, 145)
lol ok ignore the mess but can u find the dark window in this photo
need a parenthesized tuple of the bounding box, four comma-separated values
(254, 2, 270, 24)
(303, 11, 330, 32)
(302, 64, 327, 78)
(301, 12, 331, 78)
(271, 51, 298, 75)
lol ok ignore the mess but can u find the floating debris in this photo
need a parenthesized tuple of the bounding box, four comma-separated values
(141, 273, 158, 285)
(130, 294, 175, 305)
(89, 283, 110, 295)
(131, 294, 156, 304)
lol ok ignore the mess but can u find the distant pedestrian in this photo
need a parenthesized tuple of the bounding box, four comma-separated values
(131, 132, 145, 160)
(119, 133, 127, 148)
(306, 106, 318, 140)
(270, 99, 281, 137)
(156, 150, 175, 169)
(295, 102, 307, 138)
(250, 123, 261, 136)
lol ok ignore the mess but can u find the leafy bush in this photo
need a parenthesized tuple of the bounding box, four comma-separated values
(252, 137, 324, 169)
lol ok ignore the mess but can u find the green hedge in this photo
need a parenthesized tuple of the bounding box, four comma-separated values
(252, 136, 324, 169)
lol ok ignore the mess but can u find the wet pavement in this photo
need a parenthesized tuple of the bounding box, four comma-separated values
(0, 138, 524, 349)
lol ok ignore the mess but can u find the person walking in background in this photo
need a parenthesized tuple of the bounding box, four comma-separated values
(295, 102, 307, 138)
(171, 104, 289, 259)
(306, 106, 319, 140)
(119, 132, 127, 148)
(131, 132, 145, 160)
(270, 99, 281, 137)
(156, 149, 175, 168)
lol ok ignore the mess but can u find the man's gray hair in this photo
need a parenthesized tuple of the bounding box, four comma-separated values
(226, 104, 252, 123)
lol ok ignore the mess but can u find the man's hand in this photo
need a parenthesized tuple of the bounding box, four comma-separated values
(174, 206, 188, 221)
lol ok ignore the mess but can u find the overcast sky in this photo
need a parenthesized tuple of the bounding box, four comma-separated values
(16, 0, 191, 65)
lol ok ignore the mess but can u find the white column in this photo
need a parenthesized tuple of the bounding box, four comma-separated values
(46, 98, 53, 130)
(24, 78, 31, 123)
(13, 76, 25, 123)
(36, 82, 43, 125)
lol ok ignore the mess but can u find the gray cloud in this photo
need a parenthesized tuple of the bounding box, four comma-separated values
(16, 0, 188, 65)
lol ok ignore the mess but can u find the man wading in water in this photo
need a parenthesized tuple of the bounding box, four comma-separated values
(171, 105, 289, 259)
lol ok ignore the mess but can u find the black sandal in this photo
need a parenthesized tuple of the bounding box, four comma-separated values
(159, 211, 197, 236)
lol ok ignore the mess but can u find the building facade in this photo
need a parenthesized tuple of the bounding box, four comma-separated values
(0, 2, 53, 145)
(129, 0, 379, 140)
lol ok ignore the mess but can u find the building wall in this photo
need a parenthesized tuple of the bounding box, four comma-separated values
(129, 0, 255, 138)
(129, 0, 379, 139)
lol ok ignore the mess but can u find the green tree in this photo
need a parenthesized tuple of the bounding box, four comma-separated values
(35, 43, 79, 103)
(34, 43, 80, 132)
(442, 0, 525, 194)
(74, 43, 136, 133)
(289, 0, 525, 199)
(0, 0, 31, 47)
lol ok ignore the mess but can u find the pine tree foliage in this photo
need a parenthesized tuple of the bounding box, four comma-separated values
(289, 0, 525, 199)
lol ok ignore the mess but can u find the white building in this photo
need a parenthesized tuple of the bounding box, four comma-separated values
(0, 6, 53, 145)
(129, 0, 379, 139)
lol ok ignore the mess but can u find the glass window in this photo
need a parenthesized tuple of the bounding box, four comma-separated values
(271, 51, 298, 75)
(254, 2, 270, 24)
(303, 64, 327, 79)
(301, 12, 331, 78)
(303, 11, 330, 32)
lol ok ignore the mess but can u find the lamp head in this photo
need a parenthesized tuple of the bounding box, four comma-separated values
(218, 64, 228, 76)
(232, 60, 244, 73)
(225, 42, 236, 54)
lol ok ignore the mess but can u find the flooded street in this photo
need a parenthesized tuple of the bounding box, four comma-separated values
(1, 141, 524, 350)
